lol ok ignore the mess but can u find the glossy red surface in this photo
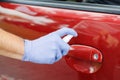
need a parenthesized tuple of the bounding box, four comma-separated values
(68, 45, 102, 63)
(65, 45, 102, 74)
(0, 2, 120, 80)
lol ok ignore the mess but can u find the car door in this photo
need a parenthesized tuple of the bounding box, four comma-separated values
(0, 0, 120, 80)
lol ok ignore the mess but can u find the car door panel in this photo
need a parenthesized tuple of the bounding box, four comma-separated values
(0, 1, 120, 80)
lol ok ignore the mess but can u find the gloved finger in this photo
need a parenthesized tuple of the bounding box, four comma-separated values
(58, 39, 70, 56)
(49, 44, 63, 64)
(55, 48, 63, 62)
(53, 28, 78, 37)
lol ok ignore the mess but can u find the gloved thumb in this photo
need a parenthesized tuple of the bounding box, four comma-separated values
(53, 28, 78, 37)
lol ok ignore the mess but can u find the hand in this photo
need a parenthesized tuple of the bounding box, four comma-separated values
(23, 28, 77, 64)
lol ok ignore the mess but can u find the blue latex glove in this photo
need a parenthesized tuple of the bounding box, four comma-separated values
(23, 28, 77, 64)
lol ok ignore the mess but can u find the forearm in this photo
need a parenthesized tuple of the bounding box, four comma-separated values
(0, 27, 77, 64)
(0, 28, 24, 59)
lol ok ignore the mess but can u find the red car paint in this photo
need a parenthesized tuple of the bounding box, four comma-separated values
(65, 45, 102, 74)
(67, 45, 102, 63)
(0, 2, 120, 80)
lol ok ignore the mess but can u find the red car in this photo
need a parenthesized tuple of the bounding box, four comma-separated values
(0, 0, 120, 80)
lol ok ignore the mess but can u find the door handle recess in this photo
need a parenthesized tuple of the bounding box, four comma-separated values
(65, 45, 103, 74)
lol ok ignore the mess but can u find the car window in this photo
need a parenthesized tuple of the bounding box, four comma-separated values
(35, 0, 120, 5)
(58, 0, 120, 5)
(1, 0, 120, 14)
(85, 0, 120, 5)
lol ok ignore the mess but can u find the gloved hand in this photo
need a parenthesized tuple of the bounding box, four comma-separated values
(23, 28, 78, 64)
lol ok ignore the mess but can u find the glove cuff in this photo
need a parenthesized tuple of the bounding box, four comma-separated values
(22, 39, 32, 61)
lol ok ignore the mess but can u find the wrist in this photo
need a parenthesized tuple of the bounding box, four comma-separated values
(23, 39, 32, 61)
